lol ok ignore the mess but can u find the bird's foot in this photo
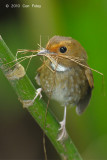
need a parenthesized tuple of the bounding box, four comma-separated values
(57, 120, 68, 141)
(20, 88, 42, 108)
(34, 88, 42, 100)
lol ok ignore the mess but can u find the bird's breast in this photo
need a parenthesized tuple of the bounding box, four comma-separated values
(36, 64, 89, 106)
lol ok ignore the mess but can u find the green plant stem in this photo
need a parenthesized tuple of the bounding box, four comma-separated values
(0, 35, 82, 160)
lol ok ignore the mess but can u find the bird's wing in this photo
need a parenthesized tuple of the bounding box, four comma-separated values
(76, 68, 94, 115)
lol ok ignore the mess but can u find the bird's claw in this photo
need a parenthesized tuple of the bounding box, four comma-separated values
(20, 88, 42, 108)
(35, 88, 42, 100)
(58, 120, 65, 131)
(57, 120, 68, 141)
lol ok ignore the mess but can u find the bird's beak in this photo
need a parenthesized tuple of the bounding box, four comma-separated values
(37, 49, 56, 55)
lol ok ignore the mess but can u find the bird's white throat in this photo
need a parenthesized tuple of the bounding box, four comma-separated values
(50, 60, 68, 72)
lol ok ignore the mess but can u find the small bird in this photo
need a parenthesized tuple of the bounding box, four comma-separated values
(35, 36, 94, 141)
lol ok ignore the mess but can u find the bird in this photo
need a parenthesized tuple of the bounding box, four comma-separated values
(35, 35, 94, 141)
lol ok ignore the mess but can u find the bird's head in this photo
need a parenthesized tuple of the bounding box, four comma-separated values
(38, 36, 87, 71)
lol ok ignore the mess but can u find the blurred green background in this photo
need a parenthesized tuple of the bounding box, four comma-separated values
(0, 0, 107, 159)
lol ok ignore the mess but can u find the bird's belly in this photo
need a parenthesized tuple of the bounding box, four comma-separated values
(51, 83, 77, 106)
(51, 74, 82, 106)
(36, 67, 88, 106)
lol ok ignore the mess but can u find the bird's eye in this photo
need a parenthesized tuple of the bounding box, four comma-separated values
(59, 46, 67, 53)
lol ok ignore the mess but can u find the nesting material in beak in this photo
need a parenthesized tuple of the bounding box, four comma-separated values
(37, 49, 55, 56)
